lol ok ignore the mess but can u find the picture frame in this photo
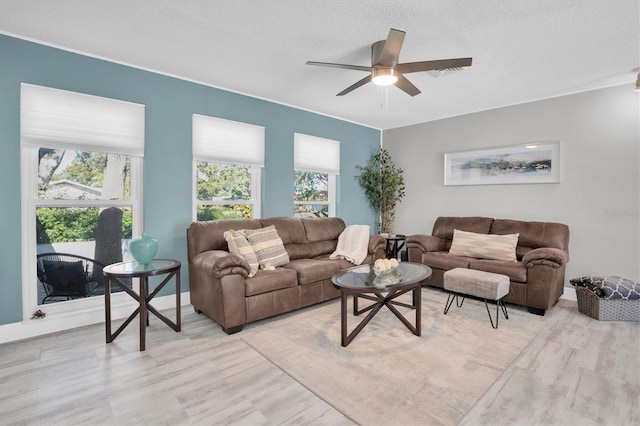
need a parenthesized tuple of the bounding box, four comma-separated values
(444, 141, 560, 186)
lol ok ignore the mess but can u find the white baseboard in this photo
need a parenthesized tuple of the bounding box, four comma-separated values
(560, 286, 577, 301)
(0, 287, 577, 345)
(0, 292, 191, 344)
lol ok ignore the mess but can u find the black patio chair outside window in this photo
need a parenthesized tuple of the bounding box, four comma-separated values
(36, 253, 106, 304)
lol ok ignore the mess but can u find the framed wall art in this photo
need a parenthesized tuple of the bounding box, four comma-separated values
(444, 142, 560, 186)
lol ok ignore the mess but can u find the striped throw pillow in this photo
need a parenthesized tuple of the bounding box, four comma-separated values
(223, 230, 259, 277)
(449, 229, 519, 262)
(245, 225, 290, 268)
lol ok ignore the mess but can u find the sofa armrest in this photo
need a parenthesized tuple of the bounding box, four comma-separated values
(406, 234, 447, 253)
(522, 247, 569, 268)
(193, 250, 250, 279)
(368, 235, 387, 255)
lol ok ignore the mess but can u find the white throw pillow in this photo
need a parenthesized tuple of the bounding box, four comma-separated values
(245, 225, 290, 268)
(223, 230, 259, 277)
(449, 229, 519, 262)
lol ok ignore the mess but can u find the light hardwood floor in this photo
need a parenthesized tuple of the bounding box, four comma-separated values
(1, 290, 638, 425)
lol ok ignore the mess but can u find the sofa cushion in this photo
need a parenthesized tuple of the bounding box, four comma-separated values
(491, 219, 569, 253)
(245, 268, 298, 297)
(302, 217, 346, 242)
(245, 225, 291, 268)
(468, 259, 527, 283)
(449, 229, 519, 262)
(423, 252, 471, 270)
(187, 218, 262, 260)
(432, 216, 494, 242)
(223, 230, 259, 277)
(260, 217, 307, 244)
(286, 240, 339, 260)
(283, 259, 343, 285)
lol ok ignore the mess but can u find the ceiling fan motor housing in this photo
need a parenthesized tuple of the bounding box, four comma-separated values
(372, 39, 398, 66)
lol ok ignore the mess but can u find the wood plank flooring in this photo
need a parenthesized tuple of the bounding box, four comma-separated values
(0, 290, 638, 425)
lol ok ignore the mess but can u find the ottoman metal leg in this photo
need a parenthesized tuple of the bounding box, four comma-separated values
(484, 298, 509, 329)
(443, 292, 465, 315)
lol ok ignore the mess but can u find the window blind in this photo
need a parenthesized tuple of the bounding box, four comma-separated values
(193, 114, 265, 167)
(20, 83, 145, 156)
(294, 133, 340, 174)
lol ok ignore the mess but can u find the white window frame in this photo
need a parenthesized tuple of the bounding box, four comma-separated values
(21, 149, 144, 321)
(293, 133, 340, 218)
(192, 114, 264, 220)
(20, 84, 145, 321)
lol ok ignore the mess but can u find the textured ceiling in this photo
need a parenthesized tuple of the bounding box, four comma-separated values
(1, 0, 638, 130)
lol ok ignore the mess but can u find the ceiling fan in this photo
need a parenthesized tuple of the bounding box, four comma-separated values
(306, 28, 472, 97)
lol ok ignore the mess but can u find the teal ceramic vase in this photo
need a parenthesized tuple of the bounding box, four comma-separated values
(129, 234, 158, 264)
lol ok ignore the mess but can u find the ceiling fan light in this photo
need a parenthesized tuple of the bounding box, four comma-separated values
(372, 67, 398, 86)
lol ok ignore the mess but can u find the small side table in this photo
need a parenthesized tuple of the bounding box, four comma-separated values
(385, 235, 406, 259)
(103, 259, 181, 351)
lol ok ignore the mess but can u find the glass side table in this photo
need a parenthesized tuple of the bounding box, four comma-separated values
(103, 259, 181, 351)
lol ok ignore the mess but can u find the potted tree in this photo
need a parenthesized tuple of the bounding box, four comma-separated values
(355, 148, 405, 235)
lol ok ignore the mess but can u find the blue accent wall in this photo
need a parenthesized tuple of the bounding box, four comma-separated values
(0, 35, 380, 325)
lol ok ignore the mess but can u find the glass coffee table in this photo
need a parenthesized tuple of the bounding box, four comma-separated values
(332, 262, 432, 347)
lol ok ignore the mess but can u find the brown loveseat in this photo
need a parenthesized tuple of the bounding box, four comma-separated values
(187, 216, 386, 333)
(406, 216, 570, 315)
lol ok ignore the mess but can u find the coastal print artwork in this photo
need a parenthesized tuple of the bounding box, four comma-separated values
(444, 142, 560, 186)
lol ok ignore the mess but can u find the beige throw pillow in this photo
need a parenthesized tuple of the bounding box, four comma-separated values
(245, 225, 290, 268)
(449, 229, 519, 262)
(223, 230, 259, 277)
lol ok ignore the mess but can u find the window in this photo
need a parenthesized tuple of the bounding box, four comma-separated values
(193, 114, 264, 220)
(20, 84, 144, 316)
(293, 133, 339, 218)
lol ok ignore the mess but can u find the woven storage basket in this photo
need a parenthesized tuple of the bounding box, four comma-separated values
(576, 287, 640, 321)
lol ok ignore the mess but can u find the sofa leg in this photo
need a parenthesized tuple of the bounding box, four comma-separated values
(223, 325, 243, 335)
(528, 307, 546, 316)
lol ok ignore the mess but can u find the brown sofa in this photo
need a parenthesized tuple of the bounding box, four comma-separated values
(406, 216, 570, 315)
(187, 216, 386, 333)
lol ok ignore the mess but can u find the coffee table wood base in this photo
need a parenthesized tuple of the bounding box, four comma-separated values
(340, 284, 421, 347)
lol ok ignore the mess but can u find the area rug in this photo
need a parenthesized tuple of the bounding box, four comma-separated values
(241, 288, 545, 426)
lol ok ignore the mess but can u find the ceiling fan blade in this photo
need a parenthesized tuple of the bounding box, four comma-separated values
(395, 74, 421, 96)
(337, 75, 372, 96)
(306, 61, 372, 72)
(376, 28, 406, 66)
(396, 57, 473, 74)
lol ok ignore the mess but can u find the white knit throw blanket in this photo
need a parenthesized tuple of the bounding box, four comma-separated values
(329, 224, 370, 265)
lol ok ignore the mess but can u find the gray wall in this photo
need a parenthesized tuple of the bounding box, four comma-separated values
(383, 85, 639, 284)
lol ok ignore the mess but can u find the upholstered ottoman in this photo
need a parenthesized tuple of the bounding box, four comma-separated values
(443, 268, 510, 328)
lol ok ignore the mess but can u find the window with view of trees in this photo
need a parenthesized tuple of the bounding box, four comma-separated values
(193, 114, 264, 221)
(293, 171, 330, 217)
(30, 148, 140, 307)
(21, 83, 144, 315)
(37, 149, 133, 243)
(195, 162, 256, 220)
(293, 133, 339, 218)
